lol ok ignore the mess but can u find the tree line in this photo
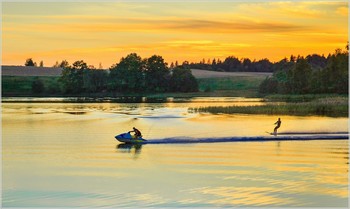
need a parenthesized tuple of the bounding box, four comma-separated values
(59, 53, 198, 94)
(175, 46, 348, 74)
(25, 45, 348, 95)
(181, 54, 340, 73)
(181, 57, 273, 72)
(25, 58, 44, 67)
(259, 47, 349, 94)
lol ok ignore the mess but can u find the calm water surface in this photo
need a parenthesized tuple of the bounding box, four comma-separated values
(2, 99, 349, 207)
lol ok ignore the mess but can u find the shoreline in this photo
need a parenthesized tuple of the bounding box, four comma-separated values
(2, 95, 348, 117)
(1, 96, 263, 103)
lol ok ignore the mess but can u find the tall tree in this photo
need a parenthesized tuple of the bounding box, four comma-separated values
(144, 55, 170, 92)
(252, 59, 273, 72)
(242, 58, 252, 71)
(83, 69, 108, 93)
(25, 58, 36, 66)
(59, 60, 69, 68)
(60, 60, 88, 93)
(306, 54, 327, 70)
(32, 77, 45, 93)
(109, 53, 145, 92)
(289, 57, 312, 93)
(53, 61, 59, 67)
(169, 67, 198, 92)
(223, 56, 241, 72)
(323, 49, 348, 93)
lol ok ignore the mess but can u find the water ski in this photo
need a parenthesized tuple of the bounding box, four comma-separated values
(115, 132, 147, 144)
(266, 131, 277, 136)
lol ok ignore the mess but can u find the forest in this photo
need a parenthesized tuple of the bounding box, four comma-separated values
(181, 45, 348, 75)
(23, 45, 349, 96)
(59, 53, 198, 94)
(258, 47, 348, 94)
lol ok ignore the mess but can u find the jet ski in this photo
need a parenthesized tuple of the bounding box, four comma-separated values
(115, 132, 147, 144)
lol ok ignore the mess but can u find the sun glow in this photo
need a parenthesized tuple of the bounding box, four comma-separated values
(2, 1, 348, 68)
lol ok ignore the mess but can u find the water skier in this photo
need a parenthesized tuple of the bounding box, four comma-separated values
(273, 118, 281, 135)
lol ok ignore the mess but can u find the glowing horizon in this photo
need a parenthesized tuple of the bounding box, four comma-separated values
(2, 1, 348, 68)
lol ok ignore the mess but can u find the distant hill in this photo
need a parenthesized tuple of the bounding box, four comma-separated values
(2, 65, 63, 76)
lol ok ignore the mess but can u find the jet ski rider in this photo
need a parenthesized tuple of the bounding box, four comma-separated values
(129, 127, 142, 139)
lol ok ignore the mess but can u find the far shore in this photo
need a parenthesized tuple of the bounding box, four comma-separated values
(2, 65, 271, 98)
(2, 65, 63, 76)
(1, 65, 272, 79)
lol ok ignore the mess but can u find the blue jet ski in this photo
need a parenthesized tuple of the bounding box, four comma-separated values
(115, 132, 147, 144)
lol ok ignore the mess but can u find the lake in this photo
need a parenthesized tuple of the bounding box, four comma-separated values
(2, 98, 348, 207)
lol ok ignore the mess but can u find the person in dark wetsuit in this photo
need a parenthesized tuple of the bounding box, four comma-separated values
(129, 127, 142, 139)
(273, 118, 281, 135)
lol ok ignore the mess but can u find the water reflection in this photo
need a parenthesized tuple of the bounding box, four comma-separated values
(116, 144, 143, 157)
(2, 96, 262, 103)
(3, 102, 348, 207)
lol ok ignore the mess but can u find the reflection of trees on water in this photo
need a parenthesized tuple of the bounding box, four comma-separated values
(116, 143, 142, 158)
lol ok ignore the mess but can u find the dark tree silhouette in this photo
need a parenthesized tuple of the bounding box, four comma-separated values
(32, 77, 45, 93)
(144, 55, 170, 92)
(109, 53, 145, 92)
(169, 67, 198, 92)
(25, 58, 36, 66)
(259, 46, 349, 95)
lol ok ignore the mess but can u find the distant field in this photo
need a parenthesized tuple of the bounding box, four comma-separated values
(2, 66, 63, 76)
(191, 70, 272, 96)
(2, 66, 272, 79)
(190, 69, 272, 78)
(197, 76, 266, 97)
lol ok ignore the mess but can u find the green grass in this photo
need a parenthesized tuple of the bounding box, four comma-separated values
(190, 97, 349, 117)
(2, 76, 61, 96)
(263, 94, 349, 102)
(197, 77, 265, 97)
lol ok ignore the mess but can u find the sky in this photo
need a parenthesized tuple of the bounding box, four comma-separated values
(2, 0, 348, 68)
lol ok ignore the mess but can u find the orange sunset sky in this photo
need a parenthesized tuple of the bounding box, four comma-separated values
(2, 1, 348, 68)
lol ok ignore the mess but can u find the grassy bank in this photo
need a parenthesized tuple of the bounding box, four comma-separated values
(263, 94, 349, 102)
(190, 97, 349, 117)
